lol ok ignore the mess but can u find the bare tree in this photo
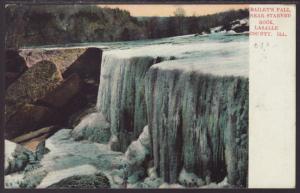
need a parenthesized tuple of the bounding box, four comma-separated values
(173, 7, 186, 17)
(173, 7, 186, 35)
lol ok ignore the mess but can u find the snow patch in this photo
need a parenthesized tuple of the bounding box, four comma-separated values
(71, 112, 111, 143)
(125, 126, 150, 165)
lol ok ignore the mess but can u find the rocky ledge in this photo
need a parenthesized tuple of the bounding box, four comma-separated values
(5, 47, 102, 140)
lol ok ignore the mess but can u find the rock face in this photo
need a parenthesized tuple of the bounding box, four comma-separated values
(5, 104, 56, 139)
(38, 73, 82, 108)
(20, 48, 87, 70)
(5, 60, 63, 120)
(5, 49, 27, 73)
(47, 172, 110, 189)
(5, 47, 103, 140)
(19, 47, 102, 106)
(20, 47, 102, 82)
(145, 68, 248, 186)
(97, 54, 156, 151)
(5, 49, 28, 88)
(63, 47, 102, 83)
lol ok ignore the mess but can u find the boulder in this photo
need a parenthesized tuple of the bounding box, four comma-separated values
(63, 47, 102, 83)
(5, 49, 28, 88)
(12, 126, 60, 144)
(5, 72, 20, 89)
(5, 104, 56, 139)
(19, 48, 88, 70)
(20, 48, 102, 107)
(11, 126, 59, 159)
(5, 60, 63, 120)
(46, 172, 110, 189)
(5, 49, 27, 73)
(19, 47, 102, 83)
(37, 73, 82, 108)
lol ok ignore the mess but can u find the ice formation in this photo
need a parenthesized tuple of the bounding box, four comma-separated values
(5, 33, 249, 188)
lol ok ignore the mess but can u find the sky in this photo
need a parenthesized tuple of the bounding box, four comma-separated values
(98, 4, 249, 17)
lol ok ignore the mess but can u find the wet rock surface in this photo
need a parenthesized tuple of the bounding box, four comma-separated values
(37, 73, 82, 108)
(5, 49, 28, 88)
(5, 47, 103, 141)
(47, 172, 110, 189)
(5, 104, 56, 139)
(5, 60, 63, 120)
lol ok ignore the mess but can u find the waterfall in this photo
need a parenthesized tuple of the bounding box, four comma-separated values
(93, 34, 249, 186)
(96, 52, 159, 151)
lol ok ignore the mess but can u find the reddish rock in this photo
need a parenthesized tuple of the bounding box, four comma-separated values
(63, 47, 102, 83)
(5, 49, 27, 73)
(19, 47, 102, 83)
(12, 125, 60, 144)
(19, 48, 87, 70)
(38, 73, 82, 108)
(5, 104, 56, 139)
(5, 49, 28, 87)
(5, 60, 63, 119)
(5, 72, 19, 89)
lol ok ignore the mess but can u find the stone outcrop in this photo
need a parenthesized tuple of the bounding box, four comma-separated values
(5, 49, 28, 88)
(5, 47, 103, 140)
(5, 104, 56, 139)
(12, 126, 60, 155)
(37, 73, 82, 108)
(47, 172, 110, 189)
(5, 60, 63, 120)
(20, 48, 87, 70)
(19, 47, 102, 106)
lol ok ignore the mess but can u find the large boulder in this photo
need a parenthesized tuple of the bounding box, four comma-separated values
(12, 126, 60, 158)
(5, 49, 27, 73)
(19, 48, 88, 70)
(5, 49, 28, 88)
(19, 47, 102, 83)
(5, 104, 56, 139)
(63, 47, 102, 83)
(5, 60, 63, 120)
(18, 47, 102, 107)
(47, 172, 110, 189)
(37, 73, 82, 108)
